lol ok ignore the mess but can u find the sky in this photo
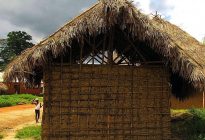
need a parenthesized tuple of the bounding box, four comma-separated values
(0, 0, 204, 43)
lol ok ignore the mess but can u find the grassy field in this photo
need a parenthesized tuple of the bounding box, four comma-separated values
(0, 94, 43, 107)
(16, 125, 41, 140)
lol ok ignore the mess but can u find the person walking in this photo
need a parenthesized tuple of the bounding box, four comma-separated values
(33, 98, 43, 123)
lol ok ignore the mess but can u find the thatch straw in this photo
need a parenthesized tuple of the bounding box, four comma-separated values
(3, 0, 205, 91)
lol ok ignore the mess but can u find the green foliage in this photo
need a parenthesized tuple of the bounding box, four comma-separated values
(15, 125, 41, 140)
(172, 109, 205, 140)
(7, 31, 34, 55)
(0, 31, 34, 71)
(0, 94, 43, 107)
(0, 45, 16, 70)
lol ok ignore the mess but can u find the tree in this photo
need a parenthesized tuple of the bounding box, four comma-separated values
(7, 31, 34, 55)
(0, 31, 34, 71)
(0, 39, 11, 70)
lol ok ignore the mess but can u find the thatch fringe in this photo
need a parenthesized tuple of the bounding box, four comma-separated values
(3, 0, 205, 91)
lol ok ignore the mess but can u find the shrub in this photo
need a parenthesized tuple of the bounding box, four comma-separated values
(172, 108, 205, 140)
(0, 94, 43, 107)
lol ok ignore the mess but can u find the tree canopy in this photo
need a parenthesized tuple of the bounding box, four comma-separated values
(0, 31, 34, 71)
(7, 31, 34, 55)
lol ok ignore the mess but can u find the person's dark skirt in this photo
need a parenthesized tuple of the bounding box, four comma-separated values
(35, 109, 40, 123)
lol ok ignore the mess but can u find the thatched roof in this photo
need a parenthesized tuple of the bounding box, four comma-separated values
(3, 0, 205, 93)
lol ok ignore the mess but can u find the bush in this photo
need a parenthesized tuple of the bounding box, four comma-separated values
(172, 109, 205, 140)
(0, 94, 43, 107)
(16, 125, 41, 140)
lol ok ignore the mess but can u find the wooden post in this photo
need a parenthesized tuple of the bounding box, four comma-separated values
(102, 35, 106, 64)
(70, 46, 72, 65)
(59, 55, 63, 138)
(93, 37, 95, 65)
(203, 91, 205, 108)
(80, 42, 83, 70)
(68, 46, 72, 139)
(108, 30, 114, 64)
(48, 54, 52, 140)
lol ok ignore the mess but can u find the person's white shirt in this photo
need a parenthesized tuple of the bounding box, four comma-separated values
(35, 103, 41, 110)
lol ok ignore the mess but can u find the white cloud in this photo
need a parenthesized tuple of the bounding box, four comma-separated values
(0, 19, 44, 43)
(133, 0, 151, 14)
(168, 0, 205, 41)
(134, 0, 205, 41)
(0, 0, 97, 43)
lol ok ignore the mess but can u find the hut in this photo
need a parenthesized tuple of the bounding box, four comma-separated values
(3, 0, 205, 139)
(0, 72, 42, 95)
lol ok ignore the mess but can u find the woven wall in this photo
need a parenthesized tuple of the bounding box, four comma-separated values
(42, 64, 171, 140)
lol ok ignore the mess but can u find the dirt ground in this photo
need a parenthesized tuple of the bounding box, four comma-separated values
(0, 104, 42, 140)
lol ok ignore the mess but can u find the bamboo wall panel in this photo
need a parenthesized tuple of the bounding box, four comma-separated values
(42, 64, 171, 140)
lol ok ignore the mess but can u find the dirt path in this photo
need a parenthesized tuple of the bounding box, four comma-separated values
(0, 104, 41, 139)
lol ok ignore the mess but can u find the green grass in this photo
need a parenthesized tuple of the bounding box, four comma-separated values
(172, 108, 205, 140)
(15, 125, 41, 140)
(0, 94, 43, 107)
(171, 109, 188, 114)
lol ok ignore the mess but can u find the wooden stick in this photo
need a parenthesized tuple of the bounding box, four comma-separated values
(48, 54, 52, 139)
(80, 42, 83, 70)
(59, 54, 63, 139)
(122, 31, 147, 62)
(203, 91, 205, 108)
(70, 46, 72, 65)
(108, 29, 114, 64)
(102, 34, 107, 64)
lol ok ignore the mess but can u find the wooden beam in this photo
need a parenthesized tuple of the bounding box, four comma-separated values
(80, 43, 83, 69)
(86, 55, 93, 64)
(69, 46, 72, 65)
(102, 34, 107, 64)
(113, 46, 130, 63)
(84, 37, 109, 64)
(95, 53, 108, 64)
(117, 55, 129, 65)
(92, 37, 95, 65)
(59, 54, 63, 137)
(93, 57, 102, 64)
(47, 54, 52, 139)
(84, 37, 103, 51)
(122, 31, 147, 62)
(84, 37, 104, 65)
(108, 29, 114, 64)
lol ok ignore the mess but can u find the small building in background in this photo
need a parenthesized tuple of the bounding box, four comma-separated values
(0, 72, 42, 95)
